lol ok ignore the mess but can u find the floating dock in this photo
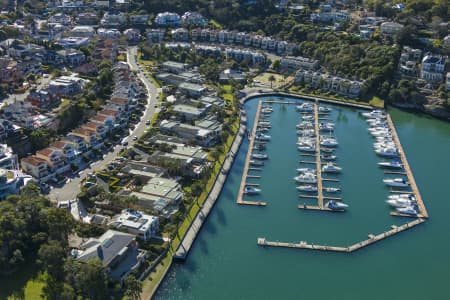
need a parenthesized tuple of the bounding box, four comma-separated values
(236, 100, 267, 206)
(314, 103, 324, 209)
(257, 218, 425, 253)
(386, 115, 428, 218)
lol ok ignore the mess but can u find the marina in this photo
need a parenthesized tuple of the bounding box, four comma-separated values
(156, 97, 444, 300)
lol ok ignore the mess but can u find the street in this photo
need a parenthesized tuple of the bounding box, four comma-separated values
(49, 47, 160, 216)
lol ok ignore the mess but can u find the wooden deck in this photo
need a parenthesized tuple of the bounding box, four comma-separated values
(257, 218, 425, 252)
(236, 100, 267, 207)
(314, 103, 324, 208)
(386, 115, 428, 218)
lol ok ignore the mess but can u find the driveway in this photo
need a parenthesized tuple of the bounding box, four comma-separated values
(49, 46, 160, 204)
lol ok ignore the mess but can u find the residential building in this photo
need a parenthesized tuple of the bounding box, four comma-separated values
(197, 95, 225, 107)
(178, 82, 207, 98)
(161, 61, 189, 74)
(50, 140, 76, 161)
(69, 128, 102, 149)
(225, 48, 266, 65)
(73, 230, 146, 281)
(420, 54, 446, 83)
(280, 56, 319, 71)
(56, 49, 86, 67)
(172, 104, 207, 120)
(159, 120, 219, 147)
(108, 209, 159, 241)
(131, 176, 182, 211)
(154, 12, 181, 27)
(0, 144, 18, 170)
(121, 161, 166, 181)
(146, 28, 165, 43)
(399, 47, 422, 77)
(55, 37, 89, 48)
(380, 22, 404, 35)
(70, 26, 95, 37)
(48, 75, 87, 97)
(98, 28, 121, 39)
(171, 28, 189, 41)
(35, 148, 69, 174)
(181, 11, 208, 26)
(82, 121, 108, 137)
(0, 168, 26, 199)
(124, 28, 141, 42)
(130, 15, 149, 25)
(21, 155, 52, 182)
(76, 12, 99, 25)
(219, 69, 247, 84)
(101, 11, 126, 27)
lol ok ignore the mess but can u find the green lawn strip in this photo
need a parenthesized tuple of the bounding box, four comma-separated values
(8, 273, 47, 300)
(288, 87, 384, 108)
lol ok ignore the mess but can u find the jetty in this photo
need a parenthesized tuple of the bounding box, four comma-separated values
(236, 100, 267, 206)
(386, 115, 428, 218)
(257, 218, 425, 253)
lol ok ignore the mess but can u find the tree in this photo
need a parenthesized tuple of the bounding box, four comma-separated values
(124, 275, 142, 300)
(65, 258, 109, 300)
(268, 74, 276, 88)
(38, 240, 66, 280)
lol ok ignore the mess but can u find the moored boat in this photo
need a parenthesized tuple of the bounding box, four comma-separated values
(294, 173, 317, 184)
(252, 153, 268, 160)
(383, 178, 409, 187)
(325, 200, 348, 210)
(297, 185, 318, 192)
(249, 160, 264, 166)
(244, 186, 261, 195)
(322, 162, 342, 173)
(395, 206, 418, 215)
(323, 187, 341, 193)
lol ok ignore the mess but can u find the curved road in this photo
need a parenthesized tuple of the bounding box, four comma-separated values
(49, 47, 160, 218)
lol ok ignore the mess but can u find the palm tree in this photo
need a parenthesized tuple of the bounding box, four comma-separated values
(268, 74, 276, 89)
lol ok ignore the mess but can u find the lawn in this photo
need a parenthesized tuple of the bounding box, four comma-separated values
(8, 273, 46, 300)
(253, 72, 293, 89)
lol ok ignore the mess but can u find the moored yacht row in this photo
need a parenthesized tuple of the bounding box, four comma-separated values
(363, 109, 418, 216)
(295, 103, 348, 211)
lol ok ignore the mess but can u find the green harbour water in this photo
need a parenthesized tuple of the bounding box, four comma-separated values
(156, 96, 449, 300)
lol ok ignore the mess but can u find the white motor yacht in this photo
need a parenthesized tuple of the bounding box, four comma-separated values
(255, 133, 271, 141)
(386, 198, 417, 208)
(378, 160, 403, 169)
(325, 200, 348, 210)
(322, 162, 342, 173)
(319, 106, 331, 113)
(296, 103, 314, 112)
(297, 168, 316, 173)
(362, 110, 386, 119)
(395, 206, 418, 215)
(244, 186, 261, 195)
(323, 187, 341, 193)
(298, 145, 316, 152)
(320, 138, 338, 147)
(294, 173, 317, 184)
(297, 185, 318, 192)
(383, 178, 409, 187)
(388, 194, 415, 200)
(252, 153, 268, 160)
(375, 147, 399, 157)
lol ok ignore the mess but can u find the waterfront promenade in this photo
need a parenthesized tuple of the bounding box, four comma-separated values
(173, 120, 246, 260)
